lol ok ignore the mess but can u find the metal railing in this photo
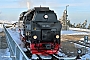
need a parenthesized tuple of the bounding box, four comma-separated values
(3, 25, 29, 60)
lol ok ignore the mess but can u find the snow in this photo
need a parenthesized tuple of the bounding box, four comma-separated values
(0, 28, 3, 32)
(0, 48, 12, 60)
(7, 28, 24, 49)
(81, 54, 90, 60)
(31, 54, 38, 59)
(81, 48, 90, 60)
(0, 24, 3, 32)
(74, 43, 85, 48)
(39, 55, 52, 59)
(69, 27, 90, 32)
(59, 57, 76, 60)
(0, 25, 12, 60)
(57, 51, 67, 57)
(61, 27, 90, 35)
(80, 38, 84, 40)
(61, 30, 89, 35)
(0, 20, 17, 24)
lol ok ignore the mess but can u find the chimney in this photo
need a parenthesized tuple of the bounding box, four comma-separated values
(27, 1, 30, 9)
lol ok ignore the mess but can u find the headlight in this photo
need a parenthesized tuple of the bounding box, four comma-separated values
(33, 35, 37, 39)
(44, 14, 48, 19)
(56, 35, 59, 39)
(26, 32, 30, 35)
(26, 32, 28, 36)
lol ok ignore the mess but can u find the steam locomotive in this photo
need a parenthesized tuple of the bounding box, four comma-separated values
(19, 7, 62, 55)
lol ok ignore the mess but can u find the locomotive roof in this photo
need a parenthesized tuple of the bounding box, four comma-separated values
(24, 7, 54, 16)
(20, 7, 53, 16)
(19, 7, 55, 21)
(34, 7, 50, 11)
(28, 7, 53, 12)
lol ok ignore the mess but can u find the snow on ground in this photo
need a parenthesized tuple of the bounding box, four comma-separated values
(61, 30, 89, 35)
(0, 48, 12, 60)
(7, 28, 24, 49)
(74, 43, 85, 48)
(0, 25, 12, 60)
(0, 24, 3, 32)
(81, 48, 90, 60)
(80, 38, 84, 40)
(69, 27, 90, 32)
(0, 28, 3, 32)
(0, 20, 17, 24)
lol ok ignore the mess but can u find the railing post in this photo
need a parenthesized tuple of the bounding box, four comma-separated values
(16, 46, 20, 60)
(10, 47, 16, 60)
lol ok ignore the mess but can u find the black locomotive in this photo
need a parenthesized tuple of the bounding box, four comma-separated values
(19, 7, 62, 55)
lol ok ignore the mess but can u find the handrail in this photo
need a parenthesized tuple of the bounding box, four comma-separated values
(3, 25, 29, 60)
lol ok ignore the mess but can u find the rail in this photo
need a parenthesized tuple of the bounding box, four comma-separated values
(3, 25, 29, 60)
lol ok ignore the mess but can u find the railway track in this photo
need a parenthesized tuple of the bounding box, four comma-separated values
(24, 50, 65, 60)
(68, 40, 90, 48)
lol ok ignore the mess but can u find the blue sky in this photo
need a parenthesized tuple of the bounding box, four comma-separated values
(0, 0, 90, 25)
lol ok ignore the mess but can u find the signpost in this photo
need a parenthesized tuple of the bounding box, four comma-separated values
(84, 35, 88, 54)
(84, 35, 88, 42)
